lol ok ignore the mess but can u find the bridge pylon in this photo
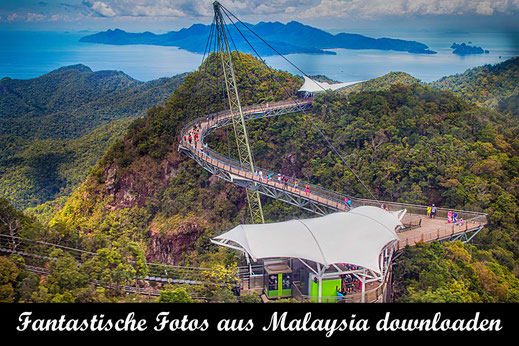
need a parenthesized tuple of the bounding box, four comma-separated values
(213, 1, 265, 224)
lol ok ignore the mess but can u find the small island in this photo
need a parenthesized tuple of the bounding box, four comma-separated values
(451, 42, 489, 55)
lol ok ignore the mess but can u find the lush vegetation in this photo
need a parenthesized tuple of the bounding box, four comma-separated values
(340, 71, 420, 95)
(1, 53, 518, 303)
(0, 64, 186, 141)
(430, 56, 519, 110)
(393, 242, 519, 302)
(1, 118, 133, 212)
(0, 65, 186, 210)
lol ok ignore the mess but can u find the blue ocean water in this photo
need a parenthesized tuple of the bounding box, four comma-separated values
(1, 30, 518, 83)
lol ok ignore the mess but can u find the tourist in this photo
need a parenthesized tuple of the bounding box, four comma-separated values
(426, 205, 432, 218)
(305, 185, 310, 196)
(431, 204, 437, 219)
(453, 212, 458, 223)
(447, 210, 453, 223)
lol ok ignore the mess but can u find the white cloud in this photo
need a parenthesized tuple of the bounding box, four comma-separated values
(26, 12, 46, 21)
(7, 13, 20, 22)
(299, 0, 519, 18)
(2, 0, 519, 27)
(476, 1, 494, 15)
(90, 1, 116, 17)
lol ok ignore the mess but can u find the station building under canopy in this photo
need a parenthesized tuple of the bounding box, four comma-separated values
(212, 206, 406, 302)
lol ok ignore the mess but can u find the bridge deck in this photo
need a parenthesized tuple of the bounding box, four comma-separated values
(180, 98, 487, 248)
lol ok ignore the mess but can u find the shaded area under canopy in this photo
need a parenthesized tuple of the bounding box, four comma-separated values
(212, 206, 403, 274)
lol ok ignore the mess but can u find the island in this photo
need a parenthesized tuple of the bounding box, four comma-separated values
(451, 42, 489, 55)
(80, 21, 437, 56)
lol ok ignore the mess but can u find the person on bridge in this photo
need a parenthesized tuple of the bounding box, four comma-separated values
(305, 185, 310, 196)
(431, 204, 437, 219)
(427, 205, 432, 218)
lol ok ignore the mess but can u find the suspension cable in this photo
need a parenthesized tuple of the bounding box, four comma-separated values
(219, 5, 379, 202)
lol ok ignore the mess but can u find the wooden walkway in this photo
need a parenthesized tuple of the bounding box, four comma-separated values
(180, 98, 488, 247)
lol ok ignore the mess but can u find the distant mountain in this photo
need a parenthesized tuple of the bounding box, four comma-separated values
(80, 21, 436, 55)
(0, 65, 186, 209)
(0, 64, 186, 141)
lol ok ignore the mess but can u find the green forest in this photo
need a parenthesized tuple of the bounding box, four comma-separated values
(1, 53, 518, 303)
(0, 65, 186, 211)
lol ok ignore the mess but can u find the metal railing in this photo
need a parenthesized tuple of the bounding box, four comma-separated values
(182, 137, 488, 245)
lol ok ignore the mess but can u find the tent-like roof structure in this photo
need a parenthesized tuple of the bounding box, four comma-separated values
(298, 75, 362, 93)
(212, 206, 403, 274)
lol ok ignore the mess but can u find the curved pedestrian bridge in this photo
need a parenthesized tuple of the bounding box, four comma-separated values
(178, 98, 488, 250)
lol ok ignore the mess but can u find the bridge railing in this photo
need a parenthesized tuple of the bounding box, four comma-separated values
(187, 140, 488, 223)
(180, 97, 488, 247)
(188, 143, 488, 244)
(180, 98, 312, 142)
(199, 145, 352, 204)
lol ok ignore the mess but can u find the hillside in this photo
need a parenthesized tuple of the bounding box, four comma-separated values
(80, 21, 436, 56)
(1, 118, 133, 213)
(430, 56, 519, 111)
(44, 53, 519, 303)
(0, 65, 186, 210)
(339, 71, 420, 95)
(1, 53, 518, 303)
(0, 65, 186, 140)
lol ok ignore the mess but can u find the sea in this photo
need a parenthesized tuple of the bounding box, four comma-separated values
(1, 29, 518, 83)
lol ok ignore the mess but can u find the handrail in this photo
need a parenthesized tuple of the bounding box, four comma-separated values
(179, 97, 488, 249)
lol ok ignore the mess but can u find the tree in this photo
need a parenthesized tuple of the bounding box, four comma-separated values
(0, 256, 20, 302)
(157, 286, 193, 303)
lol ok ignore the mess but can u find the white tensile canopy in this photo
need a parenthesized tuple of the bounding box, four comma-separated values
(211, 206, 403, 274)
(298, 75, 362, 93)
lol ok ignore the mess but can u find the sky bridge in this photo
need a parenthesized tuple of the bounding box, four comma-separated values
(178, 96, 487, 303)
(0, 2, 489, 304)
(178, 97, 487, 251)
(175, 2, 489, 303)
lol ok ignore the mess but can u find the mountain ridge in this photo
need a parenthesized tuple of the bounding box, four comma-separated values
(0, 65, 187, 210)
(80, 21, 436, 55)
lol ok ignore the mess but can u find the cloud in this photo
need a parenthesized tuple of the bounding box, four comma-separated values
(26, 12, 46, 21)
(2, 0, 519, 27)
(80, 0, 209, 18)
(7, 13, 20, 22)
(84, 1, 116, 17)
(76, 0, 318, 19)
(298, 0, 519, 18)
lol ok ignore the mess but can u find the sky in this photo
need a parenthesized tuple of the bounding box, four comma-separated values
(1, 0, 519, 34)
